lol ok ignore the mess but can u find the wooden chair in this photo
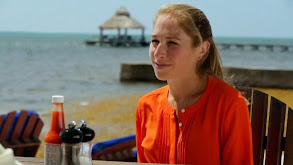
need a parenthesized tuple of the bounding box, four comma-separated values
(92, 134, 136, 161)
(237, 87, 293, 165)
(0, 110, 44, 157)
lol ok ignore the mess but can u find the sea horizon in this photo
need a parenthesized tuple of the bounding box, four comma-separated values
(1, 31, 293, 43)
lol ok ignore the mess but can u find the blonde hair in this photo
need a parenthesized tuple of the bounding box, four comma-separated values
(154, 4, 224, 80)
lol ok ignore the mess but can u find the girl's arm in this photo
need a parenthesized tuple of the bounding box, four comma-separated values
(136, 105, 147, 162)
(221, 96, 254, 165)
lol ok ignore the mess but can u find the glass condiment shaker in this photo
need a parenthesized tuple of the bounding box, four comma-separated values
(59, 121, 83, 165)
(77, 120, 95, 165)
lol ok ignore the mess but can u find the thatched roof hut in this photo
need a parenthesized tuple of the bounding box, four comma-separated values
(99, 7, 145, 30)
(97, 7, 147, 46)
(85, 7, 148, 46)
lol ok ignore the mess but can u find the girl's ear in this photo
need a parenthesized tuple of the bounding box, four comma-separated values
(199, 41, 210, 58)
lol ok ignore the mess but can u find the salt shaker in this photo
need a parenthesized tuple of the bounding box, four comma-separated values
(77, 120, 95, 165)
(59, 121, 83, 165)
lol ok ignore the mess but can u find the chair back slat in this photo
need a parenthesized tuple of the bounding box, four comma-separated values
(32, 118, 44, 139)
(250, 89, 268, 165)
(265, 97, 286, 165)
(0, 115, 5, 131)
(284, 107, 293, 165)
(22, 113, 38, 138)
(11, 111, 28, 139)
(0, 111, 16, 141)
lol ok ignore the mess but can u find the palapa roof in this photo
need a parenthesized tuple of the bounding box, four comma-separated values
(99, 7, 145, 30)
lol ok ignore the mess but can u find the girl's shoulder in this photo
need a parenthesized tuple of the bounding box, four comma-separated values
(210, 76, 240, 97)
(209, 76, 245, 104)
(208, 76, 249, 115)
(136, 85, 169, 114)
(140, 85, 169, 101)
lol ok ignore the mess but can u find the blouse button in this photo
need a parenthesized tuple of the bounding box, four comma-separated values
(181, 109, 185, 113)
(179, 123, 183, 127)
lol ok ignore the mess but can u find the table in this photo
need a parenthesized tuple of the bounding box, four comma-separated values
(16, 157, 161, 165)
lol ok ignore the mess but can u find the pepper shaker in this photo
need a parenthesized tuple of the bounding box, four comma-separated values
(59, 121, 83, 165)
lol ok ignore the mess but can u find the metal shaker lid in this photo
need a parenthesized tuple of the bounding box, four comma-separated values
(59, 121, 83, 144)
(77, 120, 95, 142)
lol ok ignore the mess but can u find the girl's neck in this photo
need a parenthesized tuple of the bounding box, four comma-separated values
(167, 73, 208, 111)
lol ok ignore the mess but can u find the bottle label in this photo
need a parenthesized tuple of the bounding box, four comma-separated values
(45, 143, 62, 165)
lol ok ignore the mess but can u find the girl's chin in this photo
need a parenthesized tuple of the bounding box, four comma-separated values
(154, 73, 169, 81)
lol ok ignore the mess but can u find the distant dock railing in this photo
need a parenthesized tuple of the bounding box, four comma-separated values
(85, 36, 148, 47)
(85, 39, 293, 51)
(217, 42, 293, 52)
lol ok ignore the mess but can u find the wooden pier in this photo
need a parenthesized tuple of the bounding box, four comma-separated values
(217, 42, 293, 52)
(85, 37, 149, 47)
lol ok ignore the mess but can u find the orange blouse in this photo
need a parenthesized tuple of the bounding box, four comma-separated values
(136, 75, 253, 165)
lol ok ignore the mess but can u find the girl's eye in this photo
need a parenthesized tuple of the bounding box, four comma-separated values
(168, 41, 178, 45)
(151, 39, 159, 43)
(151, 39, 159, 46)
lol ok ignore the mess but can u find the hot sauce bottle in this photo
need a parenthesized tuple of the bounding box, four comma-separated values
(44, 95, 65, 165)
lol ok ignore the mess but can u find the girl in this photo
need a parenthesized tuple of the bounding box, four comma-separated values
(135, 3, 253, 165)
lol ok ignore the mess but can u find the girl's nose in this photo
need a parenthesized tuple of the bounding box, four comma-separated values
(154, 43, 167, 58)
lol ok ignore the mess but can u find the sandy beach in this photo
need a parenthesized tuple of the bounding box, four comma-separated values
(36, 87, 293, 158)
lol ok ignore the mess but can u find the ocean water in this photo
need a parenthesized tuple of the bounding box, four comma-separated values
(0, 32, 292, 114)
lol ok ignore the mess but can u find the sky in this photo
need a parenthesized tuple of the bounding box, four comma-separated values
(0, 0, 293, 38)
